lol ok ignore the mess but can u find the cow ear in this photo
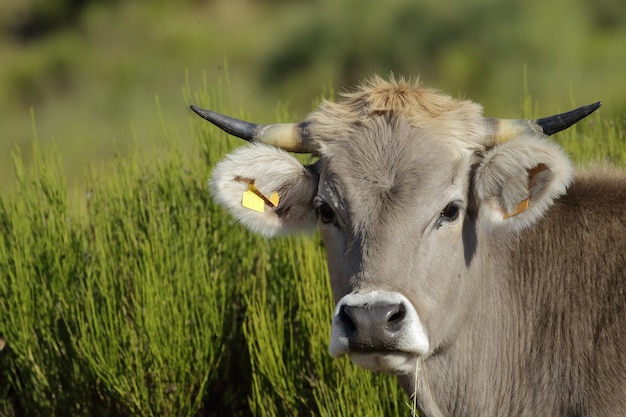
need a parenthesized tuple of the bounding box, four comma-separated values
(473, 136, 573, 232)
(209, 143, 318, 237)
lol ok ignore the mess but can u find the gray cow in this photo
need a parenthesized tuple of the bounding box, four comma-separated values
(191, 76, 626, 417)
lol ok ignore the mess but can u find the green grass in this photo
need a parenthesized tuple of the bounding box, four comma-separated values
(0, 76, 624, 417)
(0, 129, 228, 416)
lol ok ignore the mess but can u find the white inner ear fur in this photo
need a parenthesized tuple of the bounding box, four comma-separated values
(209, 143, 311, 237)
(474, 135, 574, 233)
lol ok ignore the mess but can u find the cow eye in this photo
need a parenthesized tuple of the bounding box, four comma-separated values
(315, 201, 336, 225)
(439, 202, 461, 223)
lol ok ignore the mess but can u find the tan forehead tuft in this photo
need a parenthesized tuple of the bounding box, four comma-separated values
(307, 75, 487, 150)
(343, 75, 465, 118)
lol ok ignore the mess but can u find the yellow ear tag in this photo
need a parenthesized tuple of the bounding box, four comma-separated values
(503, 197, 530, 219)
(242, 187, 266, 212)
(241, 183, 280, 213)
(268, 191, 279, 207)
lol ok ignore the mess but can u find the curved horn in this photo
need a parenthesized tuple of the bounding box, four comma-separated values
(189, 105, 314, 153)
(486, 102, 601, 145)
(535, 101, 602, 136)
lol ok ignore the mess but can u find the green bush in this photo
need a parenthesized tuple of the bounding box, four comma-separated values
(0, 139, 228, 416)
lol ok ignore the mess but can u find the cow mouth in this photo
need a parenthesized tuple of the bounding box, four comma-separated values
(347, 351, 419, 374)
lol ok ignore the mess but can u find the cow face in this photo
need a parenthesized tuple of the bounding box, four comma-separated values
(316, 117, 476, 373)
(197, 77, 596, 376)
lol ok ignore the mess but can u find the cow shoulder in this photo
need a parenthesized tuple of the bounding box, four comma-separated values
(209, 143, 319, 237)
(473, 135, 573, 232)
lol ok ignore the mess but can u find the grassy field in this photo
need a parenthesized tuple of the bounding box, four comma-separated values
(1, 75, 624, 416)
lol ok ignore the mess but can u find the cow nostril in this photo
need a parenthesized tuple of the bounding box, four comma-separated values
(338, 305, 357, 334)
(388, 304, 405, 323)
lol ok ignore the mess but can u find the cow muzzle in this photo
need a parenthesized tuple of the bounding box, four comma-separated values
(329, 291, 429, 374)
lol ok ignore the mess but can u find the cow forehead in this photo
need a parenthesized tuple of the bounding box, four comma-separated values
(305, 76, 488, 152)
(305, 77, 486, 233)
(317, 118, 471, 234)
(319, 117, 466, 189)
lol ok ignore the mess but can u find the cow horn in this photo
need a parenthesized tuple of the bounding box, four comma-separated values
(486, 102, 601, 145)
(189, 105, 314, 153)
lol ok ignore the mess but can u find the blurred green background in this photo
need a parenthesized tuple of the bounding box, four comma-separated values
(1, 0, 625, 190)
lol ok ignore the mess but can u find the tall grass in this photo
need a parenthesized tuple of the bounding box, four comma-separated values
(0, 79, 624, 417)
(0, 132, 230, 415)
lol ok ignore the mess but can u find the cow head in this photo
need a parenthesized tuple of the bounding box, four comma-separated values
(191, 76, 599, 376)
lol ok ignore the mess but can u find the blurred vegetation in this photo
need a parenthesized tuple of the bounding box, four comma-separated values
(1, 0, 625, 190)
